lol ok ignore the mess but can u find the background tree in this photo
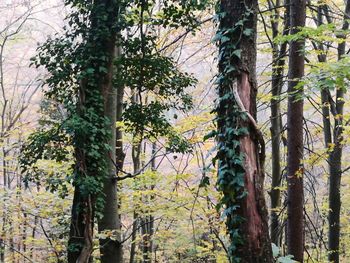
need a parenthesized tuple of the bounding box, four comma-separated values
(286, 0, 306, 260)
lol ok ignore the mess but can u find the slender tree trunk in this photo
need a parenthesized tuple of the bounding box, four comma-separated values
(327, 2, 350, 261)
(269, 0, 289, 246)
(129, 213, 138, 263)
(0, 148, 5, 263)
(217, 0, 273, 261)
(30, 212, 38, 261)
(130, 139, 141, 263)
(141, 142, 156, 263)
(286, 0, 306, 261)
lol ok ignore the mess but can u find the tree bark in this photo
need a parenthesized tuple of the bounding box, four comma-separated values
(286, 0, 306, 261)
(129, 143, 141, 263)
(141, 142, 156, 263)
(98, 44, 123, 263)
(269, 0, 289, 246)
(218, 0, 273, 261)
(68, 187, 89, 263)
(327, 2, 350, 261)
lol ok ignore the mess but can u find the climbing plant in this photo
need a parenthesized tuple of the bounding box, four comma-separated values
(209, 1, 272, 262)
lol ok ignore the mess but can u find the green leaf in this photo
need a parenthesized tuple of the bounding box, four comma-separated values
(278, 255, 296, 263)
(243, 28, 253, 36)
(232, 49, 241, 58)
(272, 243, 280, 258)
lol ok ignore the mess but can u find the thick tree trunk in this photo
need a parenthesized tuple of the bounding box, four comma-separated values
(286, 0, 306, 261)
(98, 43, 123, 263)
(98, 80, 122, 263)
(217, 0, 273, 261)
(68, 188, 88, 263)
(68, 1, 120, 262)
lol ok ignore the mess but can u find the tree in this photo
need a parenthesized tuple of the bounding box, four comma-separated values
(214, 0, 273, 261)
(268, 0, 289, 246)
(326, 2, 350, 261)
(24, 0, 211, 262)
(27, 0, 120, 261)
(286, 0, 306, 260)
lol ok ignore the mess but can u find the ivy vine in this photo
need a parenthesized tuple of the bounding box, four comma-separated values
(209, 2, 255, 262)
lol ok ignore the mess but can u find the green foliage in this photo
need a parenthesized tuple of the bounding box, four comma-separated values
(116, 34, 196, 142)
(307, 56, 350, 92)
(121, 0, 210, 29)
(115, 0, 205, 154)
(273, 22, 350, 45)
(272, 243, 297, 263)
(19, 0, 214, 260)
(20, 125, 72, 197)
(116, 36, 195, 111)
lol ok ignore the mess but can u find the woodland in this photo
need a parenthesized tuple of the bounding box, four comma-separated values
(1, 0, 350, 262)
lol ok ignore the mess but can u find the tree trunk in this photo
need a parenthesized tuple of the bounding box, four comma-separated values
(286, 0, 306, 261)
(217, 0, 273, 261)
(0, 147, 6, 263)
(269, 0, 289, 246)
(141, 142, 156, 263)
(67, 1, 120, 262)
(130, 138, 141, 263)
(98, 44, 123, 263)
(328, 2, 350, 261)
(68, 187, 88, 263)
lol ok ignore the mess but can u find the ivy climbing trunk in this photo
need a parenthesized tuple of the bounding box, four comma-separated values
(67, 1, 120, 262)
(216, 0, 273, 262)
(286, 0, 306, 261)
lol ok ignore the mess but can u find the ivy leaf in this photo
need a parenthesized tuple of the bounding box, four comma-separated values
(243, 28, 253, 36)
(221, 35, 231, 43)
(272, 243, 280, 258)
(203, 130, 217, 141)
(232, 49, 241, 58)
(278, 255, 296, 263)
(212, 32, 223, 42)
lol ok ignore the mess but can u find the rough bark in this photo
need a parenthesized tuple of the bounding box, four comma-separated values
(68, 188, 87, 262)
(218, 0, 273, 261)
(286, 0, 306, 261)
